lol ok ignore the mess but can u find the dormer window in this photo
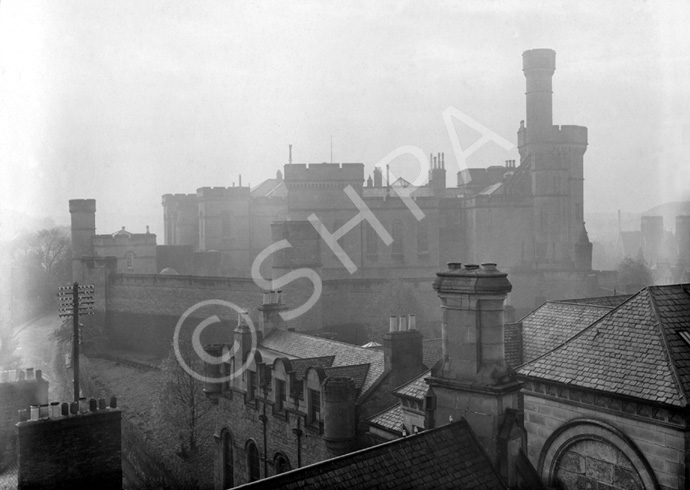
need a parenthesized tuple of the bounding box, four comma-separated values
(308, 388, 321, 425)
(275, 379, 286, 413)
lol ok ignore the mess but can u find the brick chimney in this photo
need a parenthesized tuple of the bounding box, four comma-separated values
(383, 314, 423, 373)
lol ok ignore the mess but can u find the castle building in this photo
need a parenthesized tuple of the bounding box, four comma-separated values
(155, 49, 595, 321)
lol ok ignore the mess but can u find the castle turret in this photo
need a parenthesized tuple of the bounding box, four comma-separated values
(69, 199, 96, 279)
(323, 376, 356, 456)
(522, 49, 555, 144)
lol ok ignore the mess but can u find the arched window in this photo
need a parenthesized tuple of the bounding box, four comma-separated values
(222, 430, 234, 488)
(246, 440, 260, 482)
(391, 220, 403, 257)
(274, 453, 291, 475)
(125, 251, 135, 270)
(365, 223, 378, 256)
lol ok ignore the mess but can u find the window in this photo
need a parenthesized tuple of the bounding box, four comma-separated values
(308, 388, 321, 425)
(125, 251, 134, 269)
(417, 221, 428, 255)
(221, 211, 231, 237)
(275, 379, 286, 412)
(246, 441, 260, 482)
(365, 223, 378, 256)
(274, 454, 291, 475)
(222, 430, 234, 488)
(392, 220, 403, 257)
(247, 370, 257, 401)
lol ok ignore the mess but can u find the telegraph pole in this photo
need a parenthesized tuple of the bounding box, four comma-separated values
(58, 282, 94, 401)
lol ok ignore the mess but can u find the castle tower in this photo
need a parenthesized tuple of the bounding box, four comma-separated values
(518, 49, 588, 266)
(69, 199, 96, 280)
(427, 262, 522, 470)
(676, 215, 690, 265)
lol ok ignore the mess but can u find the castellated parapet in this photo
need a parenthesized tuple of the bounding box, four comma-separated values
(16, 396, 121, 490)
(284, 163, 365, 188)
(197, 186, 251, 200)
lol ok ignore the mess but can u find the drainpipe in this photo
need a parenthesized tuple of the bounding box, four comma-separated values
(259, 403, 268, 478)
(292, 417, 303, 468)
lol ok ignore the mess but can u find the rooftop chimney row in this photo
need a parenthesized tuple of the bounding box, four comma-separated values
(388, 314, 416, 332)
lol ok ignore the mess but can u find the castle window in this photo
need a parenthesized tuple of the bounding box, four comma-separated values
(417, 221, 428, 255)
(221, 211, 231, 237)
(274, 453, 291, 474)
(308, 388, 321, 425)
(365, 223, 378, 256)
(222, 430, 234, 488)
(275, 379, 286, 413)
(125, 251, 134, 270)
(392, 220, 403, 257)
(246, 440, 260, 482)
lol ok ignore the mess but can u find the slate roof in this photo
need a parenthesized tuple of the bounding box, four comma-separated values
(554, 295, 632, 308)
(288, 356, 335, 379)
(261, 330, 385, 399)
(324, 364, 370, 392)
(368, 404, 403, 434)
(234, 419, 508, 490)
(394, 369, 430, 401)
(519, 284, 690, 407)
(422, 338, 443, 369)
(519, 301, 613, 363)
(251, 178, 286, 198)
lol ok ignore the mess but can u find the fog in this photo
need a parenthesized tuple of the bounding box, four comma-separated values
(1, 0, 688, 239)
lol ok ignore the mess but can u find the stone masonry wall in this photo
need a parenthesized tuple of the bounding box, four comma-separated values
(524, 390, 687, 490)
(213, 390, 330, 488)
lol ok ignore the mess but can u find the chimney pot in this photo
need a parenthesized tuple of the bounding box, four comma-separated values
(465, 264, 480, 270)
(70, 402, 78, 415)
(61, 403, 69, 416)
(26, 368, 34, 380)
(79, 397, 88, 414)
(408, 314, 416, 330)
(399, 315, 408, 332)
(110, 396, 118, 409)
(89, 398, 98, 412)
(30, 405, 39, 421)
(481, 263, 498, 271)
(50, 402, 60, 418)
(447, 262, 462, 270)
(389, 316, 397, 332)
(18, 409, 28, 422)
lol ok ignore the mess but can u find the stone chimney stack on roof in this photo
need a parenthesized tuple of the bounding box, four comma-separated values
(432, 262, 514, 385)
(258, 290, 289, 336)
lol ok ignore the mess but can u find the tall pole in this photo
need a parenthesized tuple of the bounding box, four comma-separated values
(72, 281, 80, 402)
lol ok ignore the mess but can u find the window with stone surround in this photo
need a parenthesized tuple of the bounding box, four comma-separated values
(246, 440, 260, 482)
(125, 251, 134, 269)
(308, 388, 321, 425)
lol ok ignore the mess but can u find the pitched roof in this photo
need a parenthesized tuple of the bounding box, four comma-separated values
(251, 178, 286, 198)
(553, 295, 632, 308)
(234, 419, 507, 490)
(287, 356, 335, 379)
(394, 369, 430, 401)
(368, 404, 403, 434)
(519, 284, 690, 407)
(518, 301, 613, 363)
(324, 364, 370, 392)
(261, 330, 385, 398)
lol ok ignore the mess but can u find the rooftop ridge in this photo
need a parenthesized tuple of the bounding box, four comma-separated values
(647, 285, 689, 407)
(264, 329, 385, 356)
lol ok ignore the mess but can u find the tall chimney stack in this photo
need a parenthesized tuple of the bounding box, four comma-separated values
(522, 49, 556, 143)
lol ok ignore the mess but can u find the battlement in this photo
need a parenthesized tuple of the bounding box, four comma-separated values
(197, 186, 251, 200)
(523, 48, 556, 72)
(284, 163, 364, 185)
(162, 193, 197, 205)
(69, 199, 96, 214)
(554, 125, 588, 146)
(93, 229, 157, 246)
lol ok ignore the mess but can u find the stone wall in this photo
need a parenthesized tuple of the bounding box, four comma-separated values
(213, 390, 330, 488)
(523, 384, 687, 490)
(16, 400, 121, 490)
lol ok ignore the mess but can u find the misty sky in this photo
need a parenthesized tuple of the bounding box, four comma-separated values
(1, 0, 688, 238)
